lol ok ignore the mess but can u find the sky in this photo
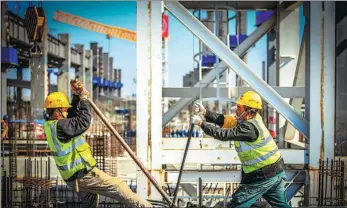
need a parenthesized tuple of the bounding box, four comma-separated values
(7, 1, 303, 98)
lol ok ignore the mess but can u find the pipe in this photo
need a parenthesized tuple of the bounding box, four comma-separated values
(86, 98, 173, 206)
(171, 123, 194, 207)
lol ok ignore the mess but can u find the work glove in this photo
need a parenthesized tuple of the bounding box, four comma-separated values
(193, 102, 206, 115)
(191, 114, 203, 126)
(70, 79, 84, 95)
(79, 88, 90, 100)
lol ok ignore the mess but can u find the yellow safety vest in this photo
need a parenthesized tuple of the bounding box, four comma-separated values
(44, 120, 96, 181)
(233, 114, 281, 173)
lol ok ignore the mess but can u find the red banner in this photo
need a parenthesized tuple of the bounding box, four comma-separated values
(162, 14, 169, 38)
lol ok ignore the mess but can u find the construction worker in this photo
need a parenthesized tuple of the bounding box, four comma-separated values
(43, 79, 152, 208)
(1, 114, 9, 139)
(192, 91, 291, 208)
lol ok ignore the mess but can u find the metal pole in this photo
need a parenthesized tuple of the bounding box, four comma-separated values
(171, 124, 194, 207)
(199, 177, 203, 207)
(86, 98, 173, 206)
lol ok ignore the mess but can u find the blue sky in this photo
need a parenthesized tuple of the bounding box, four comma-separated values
(7, 2, 303, 97)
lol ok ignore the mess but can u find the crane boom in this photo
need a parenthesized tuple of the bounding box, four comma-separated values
(53, 11, 136, 42)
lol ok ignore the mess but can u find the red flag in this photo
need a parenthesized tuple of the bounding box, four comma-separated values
(162, 14, 169, 38)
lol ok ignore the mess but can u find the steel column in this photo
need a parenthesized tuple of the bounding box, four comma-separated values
(150, 0, 164, 200)
(308, 1, 335, 204)
(57, 34, 71, 97)
(136, 0, 163, 200)
(136, 0, 150, 198)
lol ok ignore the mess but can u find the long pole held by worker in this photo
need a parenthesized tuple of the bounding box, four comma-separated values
(86, 97, 173, 206)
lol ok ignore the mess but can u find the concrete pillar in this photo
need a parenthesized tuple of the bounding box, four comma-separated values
(109, 57, 113, 95)
(98, 47, 104, 96)
(30, 34, 49, 116)
(113, 68, 117, 96)
(102, 53, 109, 95)
(308, 1, 335, 204)
(75, 44, 86, 85)
(90, 43, 99, 101)
(117, 69, 122, 97)
(85, 50, 93, 99)
(57, 34, 71, 97)
(136, 0, 163, 200)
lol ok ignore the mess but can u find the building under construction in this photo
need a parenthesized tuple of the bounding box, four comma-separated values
(1, 1, 347, 207)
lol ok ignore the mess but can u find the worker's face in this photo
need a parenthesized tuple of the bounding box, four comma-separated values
(236, 104, 248, 120)
(54, 108, 68, 120)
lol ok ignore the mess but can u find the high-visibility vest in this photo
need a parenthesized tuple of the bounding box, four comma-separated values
(44, 120, 96, 180)
(1, 120, 8, 138)
(234, 114, 281, 174)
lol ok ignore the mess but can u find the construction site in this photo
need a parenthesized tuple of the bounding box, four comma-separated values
(1, 1, 347, 207)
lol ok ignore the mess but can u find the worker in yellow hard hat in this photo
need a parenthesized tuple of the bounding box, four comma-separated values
(43, 79, 152, 208)
(1, 114, 9, 139)
(192, 91, 291, 208)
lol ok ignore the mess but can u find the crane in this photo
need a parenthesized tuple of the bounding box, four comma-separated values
(53, 11, 136, 42)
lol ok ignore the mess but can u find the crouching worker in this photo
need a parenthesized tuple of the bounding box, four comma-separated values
(43, 79, 152, 208)
(192, 91, 291, 208)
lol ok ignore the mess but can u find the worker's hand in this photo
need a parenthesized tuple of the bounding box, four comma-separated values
(70, 79, 84, 95)
(194, 103, 206, 115)
(192, 114, 203, 126)
(79, 88, 90, 100)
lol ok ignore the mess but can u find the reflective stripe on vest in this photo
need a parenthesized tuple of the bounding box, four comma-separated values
(49, 122, 86, 157)
(57, 157, 84, 171)
(242, 146, 279, 166)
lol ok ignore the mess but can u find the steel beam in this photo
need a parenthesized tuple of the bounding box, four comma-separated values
(162, 149, 308, 165)
(165, 1, 308, 138)
(162, 87, 305, 98)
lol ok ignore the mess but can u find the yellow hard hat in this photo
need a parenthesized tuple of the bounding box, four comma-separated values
(236, 91, 262, 109)
(44, 92, 71, 108)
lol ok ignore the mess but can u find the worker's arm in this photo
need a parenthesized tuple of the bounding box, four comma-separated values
(56, 97, 92, 142)
(205, 110, 225, 126)
(66, 94, 80, 118)
(200, 121, 259, 142)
